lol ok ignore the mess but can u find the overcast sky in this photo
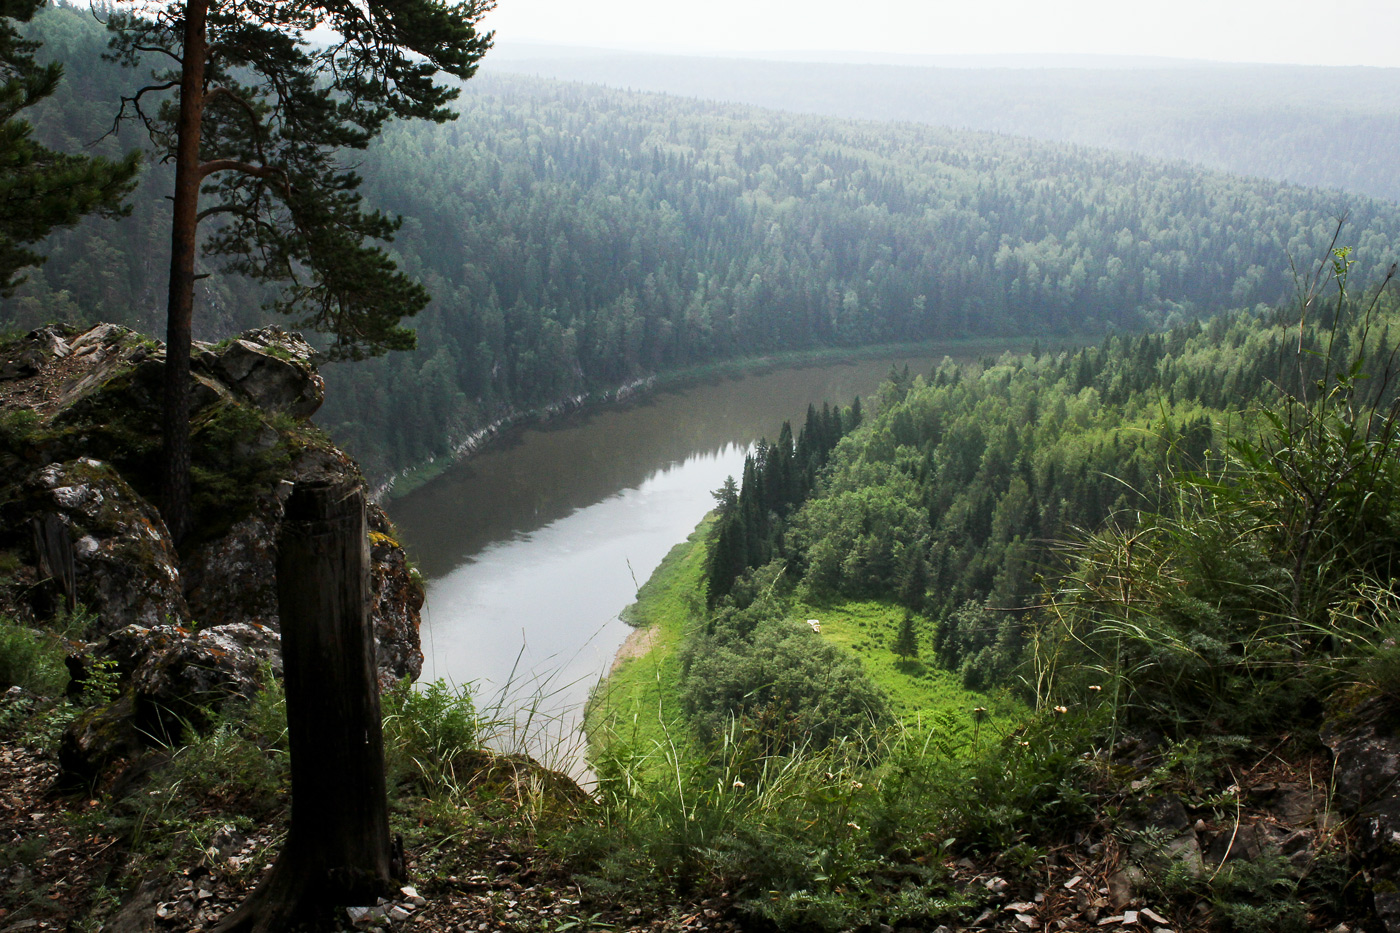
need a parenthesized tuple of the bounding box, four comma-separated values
(481, 0, 1400, 68)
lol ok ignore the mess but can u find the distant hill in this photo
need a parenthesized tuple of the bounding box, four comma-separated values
(485, 48, 1400, 202)
(8, 4, 1400, 483)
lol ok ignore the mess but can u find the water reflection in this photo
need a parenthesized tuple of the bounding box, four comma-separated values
(387, 351, 986, 778)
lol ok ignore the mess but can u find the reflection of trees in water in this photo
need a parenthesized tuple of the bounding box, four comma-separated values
(388, 354, 955, 578)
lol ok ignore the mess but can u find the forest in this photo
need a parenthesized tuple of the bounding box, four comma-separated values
(487, 48, 1400, 203)
(8, 3, 1400, 481)
(582, 258, 1400, 931)
(692, 271, 1400, 703)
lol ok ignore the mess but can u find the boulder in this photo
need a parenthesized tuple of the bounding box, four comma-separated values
(198, 326, 323, 418)
(130, 621, 282, 737)
(0, 324, 72, 380)
(58, 691, 144, 783)
(22, 458, 189, 636)
(60, 621, 282, 779)
(1322, 695, 1400, 854)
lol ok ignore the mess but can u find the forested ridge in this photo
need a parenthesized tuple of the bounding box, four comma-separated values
(7, 4, 1400, 482)
(488, 49, 1400, 203)
(699, 278, 1400, 694)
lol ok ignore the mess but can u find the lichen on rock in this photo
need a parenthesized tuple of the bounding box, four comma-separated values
(0, 321, 427, 784)
(19, 457, 190, 636)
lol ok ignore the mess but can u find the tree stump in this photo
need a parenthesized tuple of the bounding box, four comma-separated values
(214, 481, 397, 932)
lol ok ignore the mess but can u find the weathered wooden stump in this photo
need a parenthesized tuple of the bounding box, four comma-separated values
(214, 480, 397, 933)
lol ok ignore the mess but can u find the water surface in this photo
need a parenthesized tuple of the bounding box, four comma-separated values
(388, 351, 989, 776)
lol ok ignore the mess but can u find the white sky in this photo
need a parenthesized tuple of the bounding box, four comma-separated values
(481, 0, 1400, 68)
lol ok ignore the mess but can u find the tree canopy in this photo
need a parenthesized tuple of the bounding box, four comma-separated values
(11, 14, 1400, 486)
(106, 0, 493, 537)
(0, 0, 137, 294)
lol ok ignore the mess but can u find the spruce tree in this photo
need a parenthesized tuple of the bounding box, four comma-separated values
(108, 0, 493, 540)
(0, 0, 138, 294)
(893, 611, 919, 659)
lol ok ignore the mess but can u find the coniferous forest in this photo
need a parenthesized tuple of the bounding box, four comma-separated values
(9, 4, 1400, 479)
(9, 2, 1400, 930)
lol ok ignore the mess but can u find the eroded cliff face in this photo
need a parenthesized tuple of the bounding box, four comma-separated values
(0, 323, 425, 780)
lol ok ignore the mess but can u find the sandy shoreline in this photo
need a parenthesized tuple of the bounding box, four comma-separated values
(608, 624, 658, 675)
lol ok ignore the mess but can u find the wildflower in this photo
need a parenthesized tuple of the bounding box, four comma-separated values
(1054, 705, 1068, 714)
(851, 781, 864, 790)
(846, 822, 860, 831)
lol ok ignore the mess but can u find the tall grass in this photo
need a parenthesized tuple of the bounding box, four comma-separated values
(1032, 250, 1400, 734)
(565, 702, 1104, 931)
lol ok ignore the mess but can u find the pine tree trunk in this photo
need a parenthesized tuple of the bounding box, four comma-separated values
(160, 0, 209, 545)
(213, 481, 398, 933)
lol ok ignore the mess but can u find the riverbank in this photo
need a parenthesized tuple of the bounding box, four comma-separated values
(374, 335, 1053, 502)
(584, 519, 713, 777)
(585, 512, 1023, 773)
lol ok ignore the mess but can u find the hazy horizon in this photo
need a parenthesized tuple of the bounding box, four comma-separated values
(486, 41, 1400, 73)
(486, 42, 1223, 71)
(479, 0, 1400, 70)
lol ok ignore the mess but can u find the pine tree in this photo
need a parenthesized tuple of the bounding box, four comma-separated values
(0, 0, 138, 294)
(108, 0, 493, 540)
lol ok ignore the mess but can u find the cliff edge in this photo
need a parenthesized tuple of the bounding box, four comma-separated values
(0, 322, 425, 783)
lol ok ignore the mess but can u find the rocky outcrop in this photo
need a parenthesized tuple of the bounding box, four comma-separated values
(1323, 695, 1400, 854)
(0, 322, 426, 780)
(22, 458, 190, 636)
(60, 621, 284, 780)
(1323, 693, 1400, 932)
(369, 508, 426, 684)
(129, 622, 283, 733)
(196, 326, 324, 418)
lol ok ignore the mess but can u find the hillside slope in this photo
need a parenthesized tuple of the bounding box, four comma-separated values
(9, 4, 1400, 482)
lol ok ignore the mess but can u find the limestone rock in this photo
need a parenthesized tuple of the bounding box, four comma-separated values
(0, 323, 71, 380)
(58, 691, 143, 782)
(130, 622, 282, 736)
(369, 505, 424, 685)
(181, 449, 424, 684)
(23, 458, 189, 636)
(1322, 695, 1400, 854)
(61, 621, 282, 777)
(2, 321, 423, 702)
(80, 623, 187, 685)
(198, 326, 323, 418)
(182, 511, 282, 632)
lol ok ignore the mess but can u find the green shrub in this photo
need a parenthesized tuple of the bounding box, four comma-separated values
(682, 617, 892, 755)
(383, 678, 483, 799)
(0, 614, 70, 696)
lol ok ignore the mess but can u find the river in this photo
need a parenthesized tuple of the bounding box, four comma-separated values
(386, 350, 987, 779)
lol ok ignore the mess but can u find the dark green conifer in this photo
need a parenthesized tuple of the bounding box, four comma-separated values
(0, 0, 138, 294)
(893, 611, 919, 659)
(107, 0, 493, 539)
(898, 549, 927, 611)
